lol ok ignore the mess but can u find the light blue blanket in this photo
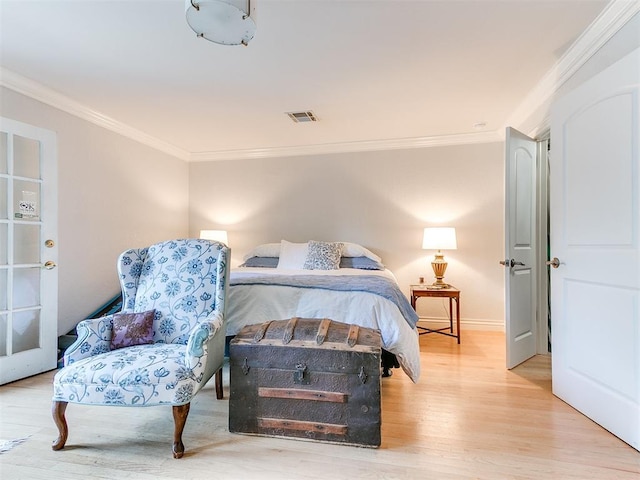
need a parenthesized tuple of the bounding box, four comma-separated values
(230, 274, 419, 328)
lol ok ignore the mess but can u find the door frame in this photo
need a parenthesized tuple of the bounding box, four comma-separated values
(535, 135, 550, 355)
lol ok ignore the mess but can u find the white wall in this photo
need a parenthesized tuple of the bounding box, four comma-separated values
(517, 12, 640, 137)
(1, 88, 189, 335)
(2, 10, 636, 342)
(189, 142, 506, 328)
(1, 87, 505, 336)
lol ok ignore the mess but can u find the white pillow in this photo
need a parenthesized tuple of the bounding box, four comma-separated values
(341, 242, 382, 262)
(276, 240, 309, 269)
(243, 240, 381, 263)
(242, 243, 280, 261)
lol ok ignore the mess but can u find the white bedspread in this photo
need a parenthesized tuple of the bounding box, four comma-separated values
(227, 267, 421, 382)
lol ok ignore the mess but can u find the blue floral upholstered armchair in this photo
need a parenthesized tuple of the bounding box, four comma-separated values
(52, 239, 229, 458)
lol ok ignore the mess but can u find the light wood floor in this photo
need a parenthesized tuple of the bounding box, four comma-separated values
(1, 331, 638, 479)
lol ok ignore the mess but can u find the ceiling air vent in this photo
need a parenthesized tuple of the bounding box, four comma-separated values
(287, 111, 317, 123)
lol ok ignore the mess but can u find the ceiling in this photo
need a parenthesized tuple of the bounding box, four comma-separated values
(0, 0, 612, 161)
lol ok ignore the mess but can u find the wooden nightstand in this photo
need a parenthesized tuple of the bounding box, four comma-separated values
(410, 285, 461, 344)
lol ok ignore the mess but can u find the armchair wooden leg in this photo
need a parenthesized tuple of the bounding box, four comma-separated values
(51, 401, 69, 451)
(215, 368, 223, 400)
(172, 403, 190, 459)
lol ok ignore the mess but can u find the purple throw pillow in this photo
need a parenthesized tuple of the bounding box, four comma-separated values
(110, 310, 155, 350)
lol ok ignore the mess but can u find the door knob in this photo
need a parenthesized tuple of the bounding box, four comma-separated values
(546, 257, 560, 268)
(500, 259, 525, 268)
(43, 261, 57, 270)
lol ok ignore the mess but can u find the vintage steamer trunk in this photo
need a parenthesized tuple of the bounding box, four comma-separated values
(229, 318, 382, 447)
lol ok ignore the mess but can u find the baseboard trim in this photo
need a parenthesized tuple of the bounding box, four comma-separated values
(417, 316, 504, 332)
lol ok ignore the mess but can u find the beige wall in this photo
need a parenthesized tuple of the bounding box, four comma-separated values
(1, 88, 506, 336)
(1, 88, 190, 335)
(189, 143, 506, 328)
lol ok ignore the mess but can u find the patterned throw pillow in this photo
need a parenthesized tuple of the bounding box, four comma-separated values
(303, 241, 344, 270)
(110, 310, 155, 350)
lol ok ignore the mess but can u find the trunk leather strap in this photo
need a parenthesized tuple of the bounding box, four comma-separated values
(315, 318, 331, 345)
(347, 324, 359, 347)
(252, 321, 272, 343)
(282, 317, 299, 344)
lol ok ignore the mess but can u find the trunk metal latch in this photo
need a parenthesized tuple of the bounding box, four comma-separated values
(294, 363, 310, 384)
(241, 357, 250, 375)
(358, 366, 368, 384)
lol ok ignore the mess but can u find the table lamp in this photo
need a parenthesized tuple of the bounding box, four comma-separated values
(200, 229, 228, 246)
(422, 227, 457, 288)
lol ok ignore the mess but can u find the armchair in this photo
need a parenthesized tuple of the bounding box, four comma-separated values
(52, 239, 229, 458)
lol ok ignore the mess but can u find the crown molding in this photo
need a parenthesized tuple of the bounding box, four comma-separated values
(1, 65, 501, 162)
(504, 0, 640, 135)
(0, 68, 190, 161)
(189, 130, 503, 162)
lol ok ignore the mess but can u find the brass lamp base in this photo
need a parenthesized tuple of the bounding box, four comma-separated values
(430, 250, 450, 288)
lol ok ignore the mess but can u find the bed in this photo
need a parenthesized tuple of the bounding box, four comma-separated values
(225, 240, 421, 383)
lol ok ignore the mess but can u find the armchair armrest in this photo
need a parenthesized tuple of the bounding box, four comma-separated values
(63, 315, 115, 366)
(185, 312, 224, 377)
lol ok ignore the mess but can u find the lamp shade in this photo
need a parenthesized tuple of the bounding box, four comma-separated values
(185, 0, 256, 46)
(200, 229, 228, 245)
(422, 227, 457, 250)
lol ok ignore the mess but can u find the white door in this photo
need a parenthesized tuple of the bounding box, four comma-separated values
(504, 127, 538, 369)
(550, 47, 639, 451)
(0, 117, 58, 385)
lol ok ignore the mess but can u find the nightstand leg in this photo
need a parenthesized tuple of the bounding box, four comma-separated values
(455, 297, 461, 344)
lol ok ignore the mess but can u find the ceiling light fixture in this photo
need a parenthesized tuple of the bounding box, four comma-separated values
(185, 0, 256, 46)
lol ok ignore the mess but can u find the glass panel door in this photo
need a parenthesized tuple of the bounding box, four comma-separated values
(0, 118, 57, 385)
